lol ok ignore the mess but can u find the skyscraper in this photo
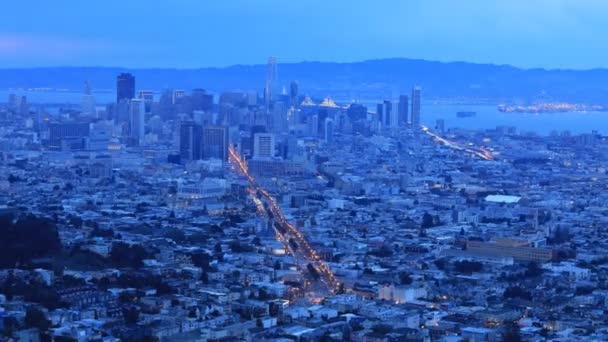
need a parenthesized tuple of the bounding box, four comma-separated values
(389, 101, 399, 129)
(138, 90, 154, 113)
(179, 121, 202, 161)
(271, 101, 287, 133)
(289, 81, 298, 108)
(18, 96, 29, 116)
(82, 81, 97, 117)
(411, 87, 421, 128)
(116, 73, 135, 103)
(129, 98, 145, 146)
(172, 90, 186, 104)
(398, 95, 409, 127)
(264, 57, 277, 111)
(324, 118, 334, 143)
(202, 125, 229, 160)
(378, 100, 393, 128)
(347, 103, 367, 122)
(8, 94, 17, 112)
(192, 89, 214, 112)
(253, 133, 276, 159)
(308, 114, 319, 137)
(436, 119, 445, 134)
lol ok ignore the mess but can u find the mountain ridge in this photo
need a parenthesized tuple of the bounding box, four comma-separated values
(3, 58, 608, 103)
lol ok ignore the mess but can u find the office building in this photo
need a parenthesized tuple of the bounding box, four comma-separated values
(156, 90, 175, 120)
(290, 81, 298, 108)
(114, 99, 131, 123)
(398, 95, 409, 127)
(253, 133, 276, 159)
(179, 121, 202, 161)
(378, 100, 393, 128)
(192, 89, 214, 112)
(116, 73, 135, 103)
(467, 240, 553, 263)
(88, 121, 111, 151)
(129, 99, 145, 146)
(307, 114, 319, 137)
(179, 123, 228, 161)
(202, 125, 229, 160)
(172, 90, 186, 105)
(48, 122, 90, 150)
(193, 110, 216, 126)
(246, 91, 258, 106)
(138, 90, 154, 113)
(347, 103, 367, 122)
(436, 119, 445, 134)
(82, 81, 97, 117)
(411, 86, 421, 128)
(265, 57, 277, 111)
(324, 118, 334, 143)
(271, 101, 287, 133)
(8, 94, 17, 112)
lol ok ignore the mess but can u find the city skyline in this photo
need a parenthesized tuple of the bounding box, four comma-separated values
(2, 3, 608, 341)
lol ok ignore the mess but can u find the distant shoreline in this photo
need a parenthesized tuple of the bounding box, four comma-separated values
(497, 103, 607, 114)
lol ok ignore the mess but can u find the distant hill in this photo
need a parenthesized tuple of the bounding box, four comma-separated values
(2, 58, 608, 103)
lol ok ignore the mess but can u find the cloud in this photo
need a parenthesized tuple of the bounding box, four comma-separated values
(0, 33, 115, 59)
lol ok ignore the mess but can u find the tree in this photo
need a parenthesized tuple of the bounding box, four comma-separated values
(454, 260, 483, 274)
(122, 306, 140, 325)
(524, 262, 543, 278)
(214, 243, 223, 255)
(109, 242, 150, 268)
(89, 227, 114, 239)
(307, 263, 320, 280)
(399, 272, 413, 285)
(190, 252, 212, 271)
(2, 316, 19, 336)
(0, 214, 61, 268)
(503, 322, 522, 342)
(25, 307, 50, 331)
(371, 324, 393, 335)
(164, 229, 186, 243)
(421, 212, 434, 229)
(503, 286, 532, 301)
(434, 259, 446, 270)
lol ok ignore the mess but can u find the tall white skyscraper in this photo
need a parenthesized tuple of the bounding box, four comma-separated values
(264, 57, 277, 112)
(253, 133, 275, 159)
(129, 98, 146, 145)
(389, 102, 399, 129)
(82, 81, 97, 117)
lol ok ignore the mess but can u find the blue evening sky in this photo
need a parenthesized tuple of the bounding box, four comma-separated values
(0, 0, 605, 69)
